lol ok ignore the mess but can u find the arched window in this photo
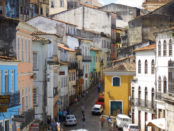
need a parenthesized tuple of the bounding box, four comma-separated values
(138, 86, 141, 99)
(112, 77, 121, 86)
(158, 41, 161, 56)
(138, 60, 141, 74)
(169, 39, 172, 56)
(163, 77, 167, 93)
(163, 40, 167, 56)
(132, 87, 134, 99)
(145, 87, 148, 106)
(151, 88, 155, 107)
(145, 60, 148, 74)
(158, 76, 161, 92)
(151, 60, 155, 74)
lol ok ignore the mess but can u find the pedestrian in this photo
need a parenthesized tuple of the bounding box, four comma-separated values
(97, 82, 101, 93)
(58, 110, 63, 122)
(100, 116, 105, 128)
(82, 114, 86, 128)
(107, 115, 111, 127)
(81, 105, 85, 115)
(63, 109, 67, 121)
(51, 120, 57, 131)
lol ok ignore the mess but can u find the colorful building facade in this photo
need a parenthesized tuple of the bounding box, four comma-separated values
(0, 57, 20, 131)
(104, 62, 135, 116)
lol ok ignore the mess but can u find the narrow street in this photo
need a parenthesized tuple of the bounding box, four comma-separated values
(63, 85, 118, 131)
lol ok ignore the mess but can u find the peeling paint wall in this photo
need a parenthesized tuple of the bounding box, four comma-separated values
(0, 16, 19, 57)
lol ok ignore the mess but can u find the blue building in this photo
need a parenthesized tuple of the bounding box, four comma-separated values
(0, 57, 20, 131)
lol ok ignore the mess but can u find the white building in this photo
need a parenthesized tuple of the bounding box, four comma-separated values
(155, 29, 174, 131)
(131, 44, 156, 131)
(80, 39, 91, 91)
(32, 36, 50, 120)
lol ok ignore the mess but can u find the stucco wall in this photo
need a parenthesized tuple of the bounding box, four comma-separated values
(52, 6, 111, 35)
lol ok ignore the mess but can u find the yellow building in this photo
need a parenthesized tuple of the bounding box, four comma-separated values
(103, 62, 135, 116)
(49, 0, 67, 15)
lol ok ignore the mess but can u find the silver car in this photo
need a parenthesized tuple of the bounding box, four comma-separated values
(65, 115, 77, 126)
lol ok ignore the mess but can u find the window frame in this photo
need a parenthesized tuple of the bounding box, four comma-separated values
(151, 60, 155, 74)
(169, 39, 172, 56)
(163, 40, 167, 56)
(158, 41, 161, 56)
(112, 76, 121, 87)
(158, 76, 161, 92)
(145, 60, 148, 74)
(138, 60, 141, 74)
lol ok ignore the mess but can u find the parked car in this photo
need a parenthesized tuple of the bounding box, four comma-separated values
(64, 114, 77, 126)
(116, 114, 132, 129)
(96, 95, 104, 106)
(91, 104, 103, 115)
(123, 124, 139, 131)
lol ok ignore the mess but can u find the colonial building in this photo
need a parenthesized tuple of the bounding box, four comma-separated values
(104, 62, 135, 116)
(32, 35, 50, 121)
(131, 44, 156, 131)
(0, 56, 20, 131)
(154, 28, 174, 131)
(143, 0, 171, 12)
(16, 22, 36, 130)
(49, 0, 67, 15)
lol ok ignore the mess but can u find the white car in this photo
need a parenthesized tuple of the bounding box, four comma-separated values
(91, 104, 103, 115)
(116, 114, 132, 129)
(123, 124, 139, 131)
(65, 115, 77, 126)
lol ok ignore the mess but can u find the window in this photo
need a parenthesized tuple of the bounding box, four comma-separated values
(28, 40, 30, 62)
(5, 120, 9, 131)
(26, 88, 28, 110)
(138, 60, 141, 74)
(11, 70, 14, 93)
(5, 70, 8, 93)
(112, 77, 120, 86)
(22, 89, 24, 111)
(158, 41, 161, 56)
(18, 38, 20, 60)
(169, 39, 172, 56)
(151, 88, 154, 107)
(132, 87, 134, 99)
(163, 40, 167, 56)
(40, 7, 43, 15)
(29, 88, 31, 109)
(151, 60, 154, 74)
(138, 86, 141, 99)
(51, 1, 54, 8)
(0, 70, 1, 93)
(22, 38, 24, 62)
(145, 60, 148, 74)
(33, 88, 38, 106)
(163, 77, 167, 93)
(158, 76, 161, 92)
(33, 52, 38, 70)
(145, 87, 148, 106)
(25, 40, 28, 62)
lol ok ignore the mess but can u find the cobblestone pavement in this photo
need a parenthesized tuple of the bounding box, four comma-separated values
(63, 85, 118, 131)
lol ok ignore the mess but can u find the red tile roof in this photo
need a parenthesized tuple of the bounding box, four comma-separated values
(134, 44, 155, 52)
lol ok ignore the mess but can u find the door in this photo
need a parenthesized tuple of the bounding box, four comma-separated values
(110, 101, 122, 115)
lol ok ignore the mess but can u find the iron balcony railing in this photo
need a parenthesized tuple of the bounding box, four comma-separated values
(130, 98, 156, 110)
(156, 92, 163, 101)
(68, 62, 78, 69)
(82, 56, 91, 62)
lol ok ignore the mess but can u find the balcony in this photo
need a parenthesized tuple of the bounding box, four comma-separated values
(82, 56, 91, 62)
(8, 92, 20, 108)
(130, 98, 156, 111)
(78, 69, 83, 77)
(68, 62, 78, 69)
(156, 92, 163, 101)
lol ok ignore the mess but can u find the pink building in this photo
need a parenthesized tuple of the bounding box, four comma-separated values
(16, 22, 36, 114)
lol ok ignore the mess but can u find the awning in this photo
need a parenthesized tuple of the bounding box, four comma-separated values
(146, 118, 165, 130)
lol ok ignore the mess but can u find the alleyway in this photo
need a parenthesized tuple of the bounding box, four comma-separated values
(63, 85, 118, 131)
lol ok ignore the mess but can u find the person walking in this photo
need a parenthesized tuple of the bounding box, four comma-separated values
(100, 116, 105, 128)
(107, 115, 111, 128)
(58, 110, 63, 122)
(82, 114, 86, 128)
(81, 105, 85, 115)
(97, 82, 101, 93)
(63, 109, 67, 122)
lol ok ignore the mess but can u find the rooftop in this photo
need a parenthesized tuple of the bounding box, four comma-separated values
(134, 44, 155, 52)
(104, 62, 135, 72)
(58, 43, 75, 52)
